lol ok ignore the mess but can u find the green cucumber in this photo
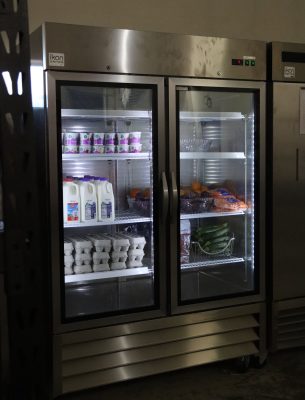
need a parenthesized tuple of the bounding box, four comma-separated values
(201, 222, 228, 234)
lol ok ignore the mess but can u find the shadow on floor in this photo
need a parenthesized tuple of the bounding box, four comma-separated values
(60, 348, 305, 400)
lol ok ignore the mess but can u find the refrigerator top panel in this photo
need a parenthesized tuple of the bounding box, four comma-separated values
(31, 22, 266, 81)
(269, 41, 305, 82)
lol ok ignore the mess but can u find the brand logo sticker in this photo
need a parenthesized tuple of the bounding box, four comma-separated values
(284, 66, 295, 78)
(49, 53, 65, 67)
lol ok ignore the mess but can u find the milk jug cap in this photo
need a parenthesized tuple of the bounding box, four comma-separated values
(63, 178, 73, 182)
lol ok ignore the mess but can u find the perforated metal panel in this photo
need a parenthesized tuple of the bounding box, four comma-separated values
(272, 298, 305, 351)
(0, 1, 51, 398)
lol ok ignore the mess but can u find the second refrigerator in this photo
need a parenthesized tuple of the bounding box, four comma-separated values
(31, 23, 266, 396)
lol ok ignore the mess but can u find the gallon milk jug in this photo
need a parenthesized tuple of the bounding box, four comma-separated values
(63, 178, 80, 223)
(79, 178, 97, 222)
(96, 178, 115, 222)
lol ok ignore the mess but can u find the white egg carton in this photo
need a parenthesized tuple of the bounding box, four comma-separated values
(120, 233, 146, 250)
(93, 263, 110, 272)
(104, 233, 130, 252)
(87, 234, 112, 252)
(111, 251, 128, 263)
(74, 264, 92, 274)
(68, 235, 92, 254)
(93, 251, 110, 265)
(64, 266, 74, 275)
(74, 253, 92, 266)
(64, 240, 74, 256)
(64, 255, 74, 268)
(128, 249, 144, 262)
(126, 260, 144, 268)
(110, 262, 126, 270)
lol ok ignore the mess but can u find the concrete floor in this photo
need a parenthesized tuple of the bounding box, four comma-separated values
(61, 348, 305, 400)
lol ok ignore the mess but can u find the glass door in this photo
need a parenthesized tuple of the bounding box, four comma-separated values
(46, 73, 166, 327)
(169, 79, 265, 312)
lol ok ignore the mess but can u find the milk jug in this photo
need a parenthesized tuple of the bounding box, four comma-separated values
(63, 178, 80, 223)
(79, 178, 97, 222)
(96, 178, 115, 222)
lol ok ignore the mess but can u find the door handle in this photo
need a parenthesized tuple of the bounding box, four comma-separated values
(161, 172, 169, 221)
(170, 171, 178, 224)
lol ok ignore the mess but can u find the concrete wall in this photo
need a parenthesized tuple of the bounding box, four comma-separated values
(28, 0, 305, 42)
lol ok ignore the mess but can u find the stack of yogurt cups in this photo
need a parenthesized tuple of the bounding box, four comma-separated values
(62, 131, 142, 154)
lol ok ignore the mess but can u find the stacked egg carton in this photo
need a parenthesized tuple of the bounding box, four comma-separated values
(87, 234, 111, 272)
(64, 237, 93, 275)
(70, 236, 93, 274)
(104, 233, 129, 270)
(64, 240, 74, 275)
(120, 233, 146, 268)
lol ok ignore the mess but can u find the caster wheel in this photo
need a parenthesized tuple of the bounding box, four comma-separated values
(251, 355, 267, 369)
(235, 355, 251, 373)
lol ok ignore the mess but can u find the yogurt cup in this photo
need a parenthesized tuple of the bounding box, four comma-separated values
(64, 145, 78, 154)
(117, 144, 129, 153)
(129, 131, 141, 144)
(64, 132, 79, 145)
(104, 132, 116, 145)
(93, 132, 104, 145)
(117, 132, 129, 144)
(80, 132, 92, 145)
(105, 144, 115, 154)
(92, 145, 104, 154)
(129, 143, 142, 153)
(79, 145, 91, 154)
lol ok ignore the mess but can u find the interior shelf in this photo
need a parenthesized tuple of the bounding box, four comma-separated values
(61, 109, 152, 119)
(179, 111, 244, 121)
(65, 266, 152, 285)
(62, 153, 151, 161)
(64, 211, 151, 228)
(181, 256, 245, 270)
(180, 210, 248, 220)
(180, 152, 246, 160)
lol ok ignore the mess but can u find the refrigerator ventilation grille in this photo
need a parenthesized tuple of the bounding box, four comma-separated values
(58, 308, 262, 394)
(276, 304, 305, 350)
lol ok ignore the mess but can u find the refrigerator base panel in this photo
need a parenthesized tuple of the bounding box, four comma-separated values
(54, 302, 266, 396)
(271, 297, 305, 352)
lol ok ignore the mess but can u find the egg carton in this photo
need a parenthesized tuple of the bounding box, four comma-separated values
(120, 233, 146, 250)
(87, 234, 112, 252)
(64, 240, 74, 256)
(111, 251, 128, 263)
(93, 251, 110, 265)
(64, 255, 74, 268)
(128, 249, 144, 263)
(68, 235, 92, 254)
(93, 263, 110, 272)
(74, 253, 92, 266)
(74, 264, 92, 274)
(126, 260, 144, 268)
(104, 233, 130, 252)
(110, 262, 126, 270)
(64, 266, 74, 275)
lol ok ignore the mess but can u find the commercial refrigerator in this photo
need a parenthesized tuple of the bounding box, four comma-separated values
(30, 23, 266, 396)
(268, 42, 305, 351)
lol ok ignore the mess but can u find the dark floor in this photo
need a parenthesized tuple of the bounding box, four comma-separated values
(61, 348, 305, 400)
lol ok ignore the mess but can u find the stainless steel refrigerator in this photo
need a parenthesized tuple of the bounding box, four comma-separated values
(31, 23, 266, 396)
(268, 42, 305, 351)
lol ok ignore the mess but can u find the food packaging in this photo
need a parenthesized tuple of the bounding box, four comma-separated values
(129, 131, 141, 144)
(117, 132, 129, 144)
(79, 132, 92, 145)
(92, 145, 104, 154)
(129, 143, 142, 153)
(64, 132, 79, 145)
(180, 219, 191, 264)
(93, 132, 104, 145)
(63, 145, 78, 154)
(104, 132, 116, 145)
(79, 145, 91, 154)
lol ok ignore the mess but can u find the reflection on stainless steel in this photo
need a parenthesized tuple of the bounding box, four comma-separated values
(34, 23, 265, 80)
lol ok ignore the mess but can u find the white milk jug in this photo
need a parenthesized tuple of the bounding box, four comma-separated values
(79, 178, 97, 222)
(63, 178, 80, 223)
(96, 178, 115, 222)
